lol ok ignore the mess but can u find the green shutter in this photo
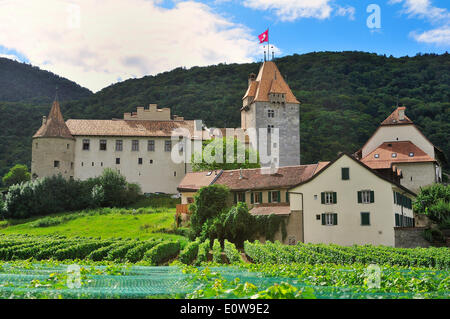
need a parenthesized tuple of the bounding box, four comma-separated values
(234, 192, 237, 204)
(333, 213, 338, 225)
(321, 192, 325, 204)
(286, 192, 290, 203)
(393, 191, 396, 204)
(321, 214, 326, 225)
(251, 192, 254, 204)
(277, 191, 281, 203)
(342, 167, 349, 180)
(361, 213, 370, 225)
(370, 191, 374, 203)
(357, 191, 362, 203)
(333, 192, 337, 204)
(395, 214, 399, 226)
(268, 192, 272, 203)
(259, 192, 263, 203)
(243, 193, 246, 203)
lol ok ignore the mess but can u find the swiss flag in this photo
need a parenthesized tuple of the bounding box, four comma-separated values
(258, 29, 268, 43)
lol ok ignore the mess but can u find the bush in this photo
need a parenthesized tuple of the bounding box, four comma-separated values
(144, 241, 180, 265)
(179, 239, 200, 265)
(414, 184, 450, 226)
(195, 239, 210, 265)
(125, 239, 160, 263)
(224, 240, 242, 264)
(2, 164, 30, 187)
(212, 239, 222, 263)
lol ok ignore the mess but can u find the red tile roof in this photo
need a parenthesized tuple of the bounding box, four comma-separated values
(361, 141, 435, 169)
(381, 106, 413, 126)
(65, 119, 195, 137)
(242, 61, 299, 104)
(177, 170, 222, 191)
(33, 100, 74, 139)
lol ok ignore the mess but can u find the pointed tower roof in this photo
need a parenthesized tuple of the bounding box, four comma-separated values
(33, 98, 74, 139)
(381, 106, 413, 126)
(242, 61, 299, 104)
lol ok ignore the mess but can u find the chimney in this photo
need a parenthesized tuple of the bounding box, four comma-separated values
(42, 116, 47, 125)
(248, 73, 256, 87)
(398, 107, 406, 121)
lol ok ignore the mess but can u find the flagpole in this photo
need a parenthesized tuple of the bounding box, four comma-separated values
(268, 28, 270, 61)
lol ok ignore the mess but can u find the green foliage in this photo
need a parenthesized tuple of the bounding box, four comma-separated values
(191, 137, 260, 172)
(144, 241, 180, 265)
(195, 239, 210, 265)
(2, 164, 31, 187)
(189, 184, 231, 238)
(253, 214, 287, 242)
(179, 239, 200, 265)
(2, 169, 141, 219)
(221, 202, 255, 247)
(223, 240, 242, 264)
(212, 239, 222, 263)
(414, 184, 450, 226)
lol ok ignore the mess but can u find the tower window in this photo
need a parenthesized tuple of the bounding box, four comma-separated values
(174, 171, 177, 177)
(67, 144, 70, 149)
(92, 162, 94, 166)
(268, 110, 275, 118)
(116, 158, 120, 164)
(71, 162, 74, 169)
(150, 159, 153, 164)
(115, 140, 123, 151)
(83, 139, 90, 150)
(132, 140, 139, 151)
(99, 140, 107, 151)
(54, 161, 60, 168)
(148, 140, 155, 151)
(138, 158, 143, 165)
(268, 125, 274, 133)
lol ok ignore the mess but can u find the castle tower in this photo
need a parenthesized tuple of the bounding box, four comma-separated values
(31, 97, 75, 180)
(241, 61, 300, 167)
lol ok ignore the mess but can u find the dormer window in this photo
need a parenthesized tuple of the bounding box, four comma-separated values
(268, 110, 275, 118)
(409, 152, 414, 157)
(392, 153, 397, 158)
(374, 154, 379, 158)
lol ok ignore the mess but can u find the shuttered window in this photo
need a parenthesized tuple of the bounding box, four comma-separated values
(321, 192, 336, 204)
(358, 190, 374, 203)
(322, 213, 337, 226)
(341, 167, 349, 180)
(361, 212, 370, 226)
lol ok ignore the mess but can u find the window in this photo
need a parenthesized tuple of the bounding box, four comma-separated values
(234, 192, 245, 203)
(165, 140, 172, 152)
(374, 154, 379, 158)
(138, 158, 143, 165)
(81, 162, 84, 167)
(99, 139, 107, 151)
(115, 140, 123, 151)
(392, 153, 397, 158)
(92, 162, 94, 166)
(358, 190, 374, 204)
(148, 140, 155, 152)
(150, 159, 153, 164)
(321, 192, 337, 204)
(70, 162, 74, 169)
(101, 162, 103, 167)
(251, 192, 262, 204)
(54, 161, 60, 168)
(67, 144, 70, 149)
(132, 140, 139, 151)
(187, 197, 194, 204)
(267, 125, 274, 134)
(268, 190, 280, 203)
(341, 167, 350, 180)
(174, 171, 177, 177)
(82, 139, 90, 150)
(316, 214, 321, 220)
(268, 109, 275, 118)
(116, 158, 120, 164)
(409, 152, 414, 157)
(361, 212, 370, 226)
(322, 213, 337, 226)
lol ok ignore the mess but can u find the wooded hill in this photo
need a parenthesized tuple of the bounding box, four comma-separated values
(0, 51, 448, 184)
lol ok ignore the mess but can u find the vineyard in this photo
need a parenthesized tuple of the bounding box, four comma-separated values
(0, 235, 449, 299)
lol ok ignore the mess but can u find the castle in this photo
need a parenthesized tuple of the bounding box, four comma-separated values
(31, 60, 444, 195)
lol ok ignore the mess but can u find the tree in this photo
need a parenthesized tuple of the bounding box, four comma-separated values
(191, 137, 260, 172)
(414, 184, 450, 227)
(2, 164, 31, 187)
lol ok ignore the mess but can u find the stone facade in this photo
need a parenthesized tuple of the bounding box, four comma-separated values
(394, 227, 430, 248)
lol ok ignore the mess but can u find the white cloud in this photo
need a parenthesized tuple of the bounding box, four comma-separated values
(0, 53, 21, 61)
(243, 0, 334, 21)
(411, 26, 450, 45)
(335, 5, 355, 20)
(389, 0, 450, 45)
(0, 0, 261, 92)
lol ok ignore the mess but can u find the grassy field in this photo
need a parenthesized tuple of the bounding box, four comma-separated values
(0, 207, 187, 243)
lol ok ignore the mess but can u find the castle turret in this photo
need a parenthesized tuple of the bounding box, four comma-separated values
(241, 61, 300, 167)
(31, 97, 75, 180)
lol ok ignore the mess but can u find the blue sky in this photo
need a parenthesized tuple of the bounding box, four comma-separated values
(0, 0, 448, 91)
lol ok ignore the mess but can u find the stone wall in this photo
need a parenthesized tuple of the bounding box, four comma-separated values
(394, 227, 430, 248)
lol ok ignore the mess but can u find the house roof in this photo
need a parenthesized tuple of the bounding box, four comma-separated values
(65, 119, 196, 137)
(250, 204, 291, 216)
(177, 170, 223, 192)
(242, 61, 299, 104)
(381, 106, 414, 126)
(179, 164, 318, 192)
(289, 153, 416, 197)
(33, 99, 74, 139)
(361, 141, 435, 169)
